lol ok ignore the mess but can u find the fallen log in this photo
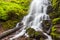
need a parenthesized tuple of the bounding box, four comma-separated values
(0, 22, 23, 39)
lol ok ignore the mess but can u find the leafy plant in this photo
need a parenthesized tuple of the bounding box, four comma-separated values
(51, 18, 60, 39)
(52, 18, 60, 25)
(0, 1, 21, 20)
(51, 25, 60, 39)
(49, 0, 60, 19)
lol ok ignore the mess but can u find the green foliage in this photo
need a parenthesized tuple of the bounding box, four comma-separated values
(0, 0, 31, 21)
(50, 2, 60, 39)
(0, 0, 31, 30)
(49, 12, 60, 19)
(50, 0, 60, 19)
(51, 25, 60, 39)
(0, 1, 21, 20)
(11, 0, 31, 6)
(10, 0, 31, 16)
(52, 18, 60, 25)
(2, 20, 18, 30)
(51, 18, 60, 39)
(51, 0, 58, 10)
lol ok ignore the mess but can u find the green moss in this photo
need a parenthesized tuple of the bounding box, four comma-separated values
(2, 20, 18, 30)
(0, 1, 21, 20)
(26, 28, 35, 37)
(26, 28, 43, 38)
(35, 31, 41, 37)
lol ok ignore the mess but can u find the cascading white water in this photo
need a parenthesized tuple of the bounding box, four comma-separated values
(10, 0, 52, 40)
(22, 0, 51, 31)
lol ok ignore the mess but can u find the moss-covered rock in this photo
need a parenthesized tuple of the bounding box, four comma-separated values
(26, 27, 43, 37)
(26, 28, 35, 37)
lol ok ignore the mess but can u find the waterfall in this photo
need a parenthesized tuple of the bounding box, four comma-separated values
(22, 0, 51, 31)
(10, 0, 52, 40)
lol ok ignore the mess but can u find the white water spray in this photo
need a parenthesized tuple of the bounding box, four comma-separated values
(10, 0, 52, 40)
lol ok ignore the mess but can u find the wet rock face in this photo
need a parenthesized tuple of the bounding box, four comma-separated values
(55, 24, 60, 33)
(42, 20, 51, 33)
(47, 5, 53, 14)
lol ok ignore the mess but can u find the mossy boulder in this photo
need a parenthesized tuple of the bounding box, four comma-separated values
(26, 28, 35, 37)
(26, 28, 47, 40)
(26, 28, 42, 37)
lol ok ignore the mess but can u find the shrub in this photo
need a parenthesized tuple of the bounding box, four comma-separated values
(0, 1, 21, 20)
